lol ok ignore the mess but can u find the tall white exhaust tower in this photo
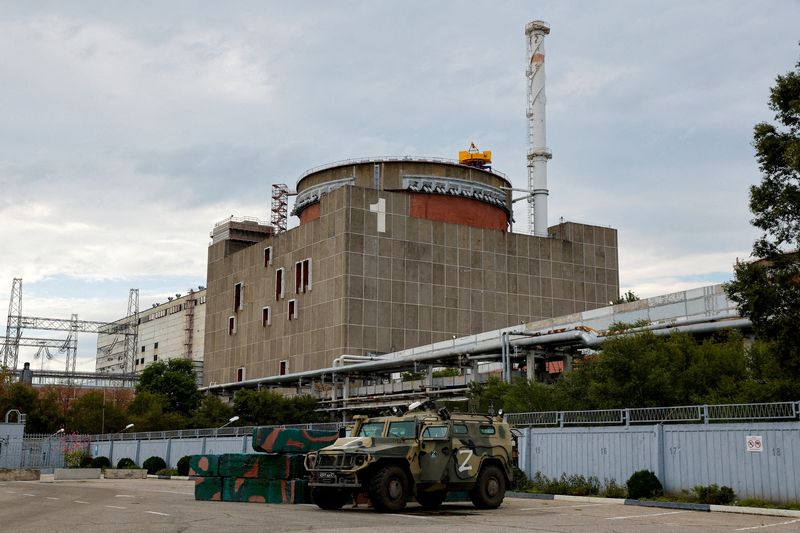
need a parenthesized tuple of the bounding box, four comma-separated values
(525, 20, 552, 237)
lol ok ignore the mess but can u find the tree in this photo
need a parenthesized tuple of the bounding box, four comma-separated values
(232, 389, 324, 426)
(611, 290, 640, 305)
(126, 391, 188, 431)
(136, 359, 201, 415)
(726, 52, 800, 378)
(0, 382, 63, 434)
(65, 390, 125, 434)
(190, 395, 235, 429)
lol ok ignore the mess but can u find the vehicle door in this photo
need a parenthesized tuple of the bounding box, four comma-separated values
(450, 422, 482, 482)
(418, 422, 452, 482)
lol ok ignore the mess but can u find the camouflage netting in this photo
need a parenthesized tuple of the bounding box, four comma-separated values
(192, 427, 338, 504)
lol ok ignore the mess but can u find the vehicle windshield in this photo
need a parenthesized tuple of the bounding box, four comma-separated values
(357, 422, 385, 437)
(387, 420, 416, 438)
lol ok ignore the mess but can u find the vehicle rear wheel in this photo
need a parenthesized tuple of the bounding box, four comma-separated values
(368, 464, 409, 512)
(469, 464, 506, 509)
(415, 489, 447, 509)
(312, 487, 351, 510)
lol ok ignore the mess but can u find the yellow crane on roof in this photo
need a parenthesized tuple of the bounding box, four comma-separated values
(458, 142, 492, 170)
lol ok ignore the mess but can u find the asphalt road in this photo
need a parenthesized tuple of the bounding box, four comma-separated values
(1, 477, 798, 532)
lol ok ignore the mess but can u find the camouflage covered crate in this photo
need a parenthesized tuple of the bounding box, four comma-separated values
(218, 453, 306, 479)
(194, 476, 222, 501)
(223, 478, 310, 504)
(252, 427, 338, 454)
(188, 454, 220, 477)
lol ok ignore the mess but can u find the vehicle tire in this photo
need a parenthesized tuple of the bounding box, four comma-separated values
(469, 464, 506, 509)
(312, 487, 351, 510)
(415, 489, 447, 509)
(368, 464, 409, 512)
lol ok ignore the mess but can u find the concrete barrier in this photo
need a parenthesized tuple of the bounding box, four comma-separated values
(103, 468, 147, 479)
(53, 468, 102, 480)
(0, 468, 41, 481)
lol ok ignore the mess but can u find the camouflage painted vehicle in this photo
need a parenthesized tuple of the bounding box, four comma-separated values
(305, 403, 516, 512)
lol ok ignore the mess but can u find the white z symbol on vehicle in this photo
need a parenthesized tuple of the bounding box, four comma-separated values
(457, 449, 474, 473)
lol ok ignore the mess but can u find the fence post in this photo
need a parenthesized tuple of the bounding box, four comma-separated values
(559, 411, 564, 428)
(624, 408, 630, 427)
(702, 405, 709, 425)
(165, 438, 172, 468)
(655, 423, 666, 491)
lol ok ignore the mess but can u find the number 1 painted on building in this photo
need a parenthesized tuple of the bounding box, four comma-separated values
(369, 198, 386, 233)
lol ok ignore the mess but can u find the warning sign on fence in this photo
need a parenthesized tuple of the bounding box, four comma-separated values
(746, 435, 763, 452)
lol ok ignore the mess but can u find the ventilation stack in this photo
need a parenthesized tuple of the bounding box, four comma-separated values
(525, 20, 552, 237)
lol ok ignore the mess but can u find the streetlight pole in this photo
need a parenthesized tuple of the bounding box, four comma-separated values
(215, 416, 239, 437)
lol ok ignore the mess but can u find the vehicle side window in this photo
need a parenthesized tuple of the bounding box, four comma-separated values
(453, 424, 468, 435)
(479, 425, 496, 435)
(388, 420, 416, 438)
(421, 426, 449, 439)
(357, 422, 385, 437)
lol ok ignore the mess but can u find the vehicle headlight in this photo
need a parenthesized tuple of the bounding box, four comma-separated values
(354, 455, 365, 466)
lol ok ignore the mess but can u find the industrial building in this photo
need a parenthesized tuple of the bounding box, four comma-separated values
(203, 158, 619, 387)
(95, 288, 206, 382)
(202, 20, 620, 390)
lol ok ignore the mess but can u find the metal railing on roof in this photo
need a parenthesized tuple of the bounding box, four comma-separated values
(506, 401, 800, 428)
(212, 215, 272, 229)
(297, 156, 508, 181)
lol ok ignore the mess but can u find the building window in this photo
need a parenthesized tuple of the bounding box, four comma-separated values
(279, 360, 287, 376)
(275, 268, 285, 300)
(295, 259, 312, 293)
(288, 299, 298, 320)
(153, 354, 158, 361)
(234, 282, 244, 311)
(237, 367, 246, 382)
(228, 316, 236, 335)
(141, 346, 145, 353)
(262, 306, 271, 327)
(264, 246, 272, 267)
(154, 342, 159, 349)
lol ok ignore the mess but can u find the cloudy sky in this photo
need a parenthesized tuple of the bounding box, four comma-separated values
(1, 0, 798, 371)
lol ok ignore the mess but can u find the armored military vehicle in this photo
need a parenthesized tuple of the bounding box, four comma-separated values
(305, 402, 515, 512)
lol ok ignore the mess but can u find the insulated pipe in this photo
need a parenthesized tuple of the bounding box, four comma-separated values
(202, 318, 751, 393)
(525, 20, 552, 237)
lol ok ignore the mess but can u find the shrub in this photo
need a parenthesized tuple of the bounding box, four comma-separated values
(90, 456, 111, 469)
(116, 457, 137, 469)
(79, 454, 94, 468)
(511, 466, 530, 491)
(693, 484, 736, 505)
(626, 470, 663, 500)
(156, 468, 179, 476)
(64, 449, 89, 469)
(176, 455, 191, 476)
(143, 456, 167, 475)
(602, 478, 627, 498)
(529, 472, 600, 496)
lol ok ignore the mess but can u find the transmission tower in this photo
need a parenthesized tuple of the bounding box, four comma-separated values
(121, 289, 139, 377)
(2, 278, 22, 369)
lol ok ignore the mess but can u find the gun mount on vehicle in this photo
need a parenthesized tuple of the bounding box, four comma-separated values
(305, 401, 516, 512)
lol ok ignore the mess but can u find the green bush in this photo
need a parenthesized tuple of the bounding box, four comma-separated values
(116, 457, 137, 469)
(79, 454, 94, 468)
(602, 478, 627, 498)
(156, 468, 178, 476)
(142, 456, 167, 475)
(176, 455, 191, 476)
(529, 472, 600, 496)
(90, 456, 111, 469)
(626, 470, 663, 500)
(64, 449, 89, 468)
(511, 466, 530, 491)
(693, 484, 736, 505)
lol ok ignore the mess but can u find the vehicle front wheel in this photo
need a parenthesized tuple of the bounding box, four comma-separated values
(469, 464, 506, 509)
(368, 464, 409, 512)
(415, 489, 447, 509)
(312, 487, 351, 510)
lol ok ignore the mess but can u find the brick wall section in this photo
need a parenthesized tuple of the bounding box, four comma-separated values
(408, 194, 508, 231)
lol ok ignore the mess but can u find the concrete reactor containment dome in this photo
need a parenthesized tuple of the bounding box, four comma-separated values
(292, 157, 512, 232)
